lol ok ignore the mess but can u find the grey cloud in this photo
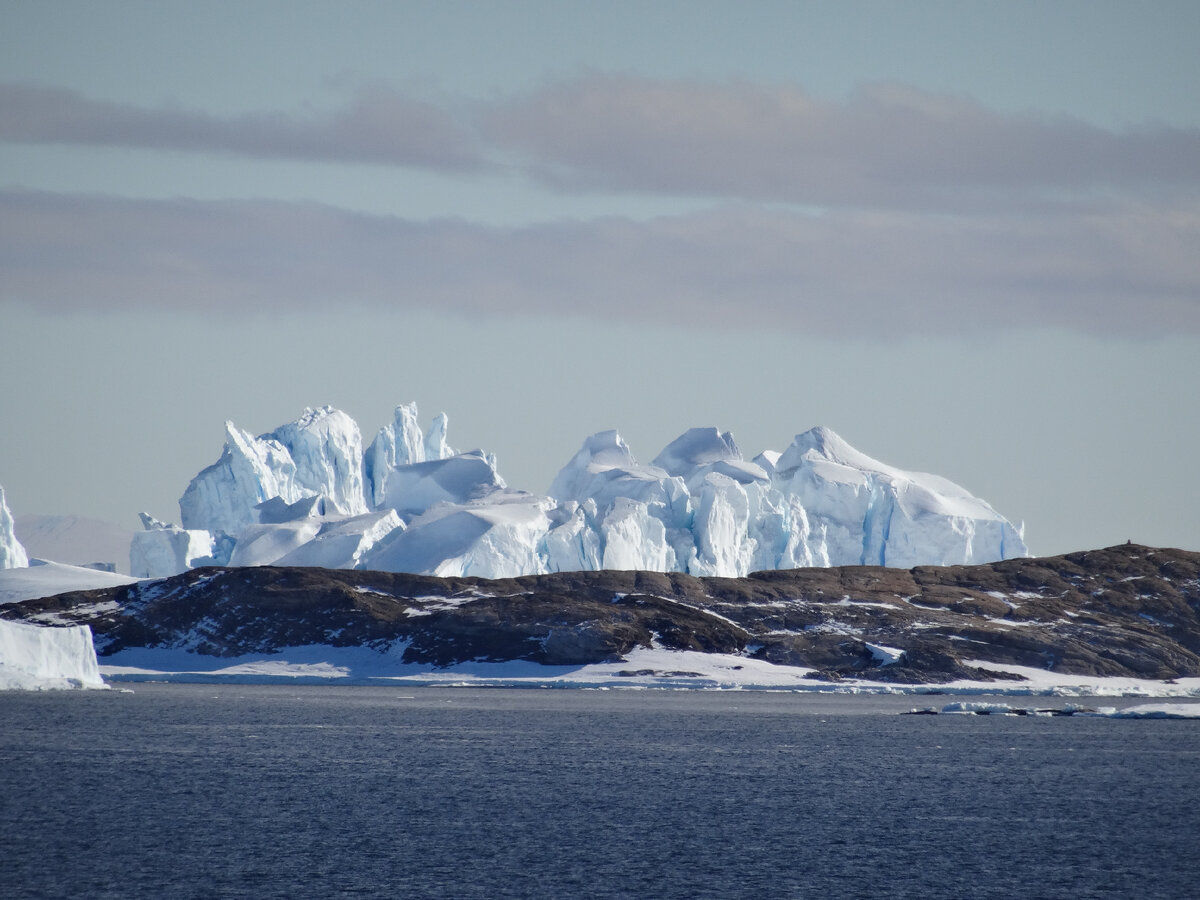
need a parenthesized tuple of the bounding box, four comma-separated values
(6, 77, 1200, 213)
(3, 190, 1196, 337)
(0, 83, 483, 170)
(481, 75, 1200, 209)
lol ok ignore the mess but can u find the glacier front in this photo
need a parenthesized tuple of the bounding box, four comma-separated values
(143, 403, 1028, 579)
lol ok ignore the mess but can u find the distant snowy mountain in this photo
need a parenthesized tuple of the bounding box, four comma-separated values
(132, 403, 1027, 579)
(14, 514, 133, 574)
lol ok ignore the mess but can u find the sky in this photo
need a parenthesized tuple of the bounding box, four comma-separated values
(1, 0, 1198, 558)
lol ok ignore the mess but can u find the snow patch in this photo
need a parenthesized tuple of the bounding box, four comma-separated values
(866, 643, 904, 665)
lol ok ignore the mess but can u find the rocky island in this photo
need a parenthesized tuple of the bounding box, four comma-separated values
(4, 543, 1197, 687)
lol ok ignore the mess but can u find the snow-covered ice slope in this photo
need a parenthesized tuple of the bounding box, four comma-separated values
(1, 485, 29, 569)
(0, 560, 138, 605)
(364, 403, 457, 507)
(0, 618, 105, 690)
(362, 491, 552, 579)
(159, 404, 1029, 578)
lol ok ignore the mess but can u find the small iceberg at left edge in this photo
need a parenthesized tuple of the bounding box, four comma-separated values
(0, 618, 107, 690)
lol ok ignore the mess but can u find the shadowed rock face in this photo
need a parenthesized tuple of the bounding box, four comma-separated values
(5, 544, 1198, 682)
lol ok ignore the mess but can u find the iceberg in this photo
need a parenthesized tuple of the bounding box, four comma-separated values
(772, 426, 1026, 567)
(179, 421, 300, 536)
(364, 403, 457, 508)
(273, 510, 403, 570)
(270, 406, 368, 519)
(0, 485, 29, 569)
(231, 499, 404, 569)
(179, 406, 367, 537)
(151, 404, 1029, 579)
(652, 427, 769, 490)
(362, 491, 551, 579)
(130, 513, 219, 578)
(0, 618, 105, 690)
(379, 450, 505, 515)
(547, 430, 692, 571)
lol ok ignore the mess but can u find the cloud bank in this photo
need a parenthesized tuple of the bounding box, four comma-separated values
(4, 190, 1196, 336)
(3, 75, 1198, 336)
(0, 82, 482, 170)
(6, 76, 1198, 210)
(482, 75, 1200, 210)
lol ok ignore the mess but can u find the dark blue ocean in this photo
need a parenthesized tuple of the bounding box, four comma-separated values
(2, 685, 1197, 899)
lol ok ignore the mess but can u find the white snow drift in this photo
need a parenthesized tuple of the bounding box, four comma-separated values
(137, 403, 1028, 579)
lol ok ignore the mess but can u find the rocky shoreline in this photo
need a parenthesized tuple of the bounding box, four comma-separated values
(3, 543, 1198, 685)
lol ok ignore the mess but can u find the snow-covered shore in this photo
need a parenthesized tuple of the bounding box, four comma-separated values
(97, 644, 1200, 699)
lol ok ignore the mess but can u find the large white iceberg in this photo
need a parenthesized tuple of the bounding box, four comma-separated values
(271, 406, 368, 519)
(772, 426, 1025, 567)
(0, 485, 29, 569)
(179, 406, 367, 537)
(153, 402, 1028, 579)
(0, 618, 105, 690)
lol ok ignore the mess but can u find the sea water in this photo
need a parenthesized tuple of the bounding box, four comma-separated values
(2, 686, 1197, 899)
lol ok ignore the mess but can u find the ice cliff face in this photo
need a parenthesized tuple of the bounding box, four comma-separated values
(0, 485, 30, 569)
(364, 403, 457, 508)
(770, 426, 1025, 568)
(147, 403, 1028, 580)
(130, 513, 221, 579)
(271, 407, 367, 520)
(179, 406, 366, 536)
(0, 618, 104, 690)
